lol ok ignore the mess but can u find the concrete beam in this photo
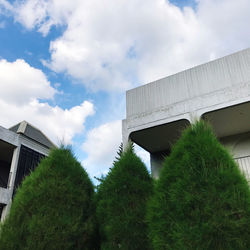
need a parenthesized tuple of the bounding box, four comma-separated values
(0, 187, 11, 205)
(0, 126, 19, 147)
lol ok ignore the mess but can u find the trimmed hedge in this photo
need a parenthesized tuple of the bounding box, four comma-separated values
(147, 121, 250, 250)
(0, 147, 98, 250)
(96, 144, 153, 250)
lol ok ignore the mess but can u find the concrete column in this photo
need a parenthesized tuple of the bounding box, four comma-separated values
(150, 151, 170, 179)
(1, 203, 11, 222)
(1, 146, 21, 221)
(8, 146, 21, 192)
(150, 154, 162, 179)
(122, 120, 131, 151)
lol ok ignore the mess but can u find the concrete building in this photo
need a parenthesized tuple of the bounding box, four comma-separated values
(122, 48, 250, 180)
(0, 121, 55, 221)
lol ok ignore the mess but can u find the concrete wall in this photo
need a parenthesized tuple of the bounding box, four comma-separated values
(221, 132, 250, 181)
(126, 48, 250, 121)
(149, 132, 250, 181)
(123, 48, 250, 179)
(0, 126, 51, 221)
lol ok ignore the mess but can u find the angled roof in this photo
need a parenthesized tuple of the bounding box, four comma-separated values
(9, 121, 56, 149)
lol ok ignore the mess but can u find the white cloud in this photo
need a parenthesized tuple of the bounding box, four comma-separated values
(3, 0, 250, 176)
(9, 0, 250, 91)
(81, 119, 151, 177)
(82, 120, 122, 177)
(0, 0, 13, 13)
(0, 59, 56, 105)
(0, 59, 94, 144)
(12, 0, 77, 35)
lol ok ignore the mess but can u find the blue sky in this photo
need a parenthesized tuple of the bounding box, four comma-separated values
(0, 0, 250, 179)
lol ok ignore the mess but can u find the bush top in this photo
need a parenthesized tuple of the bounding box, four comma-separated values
(0, 147, 98, 250)
(147, 121, 250, 250)
(96, 145, 153, 250)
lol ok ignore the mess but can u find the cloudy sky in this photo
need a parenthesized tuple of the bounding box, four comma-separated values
(0, 0, 250, 179)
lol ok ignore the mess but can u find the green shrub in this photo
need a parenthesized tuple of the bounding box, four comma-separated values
(96, 144, 153, 250)
(147, 121, 250, 250)
(0, 147, 99, 250)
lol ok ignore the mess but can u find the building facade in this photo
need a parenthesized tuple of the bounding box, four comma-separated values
(0, 121, 55, 221)
(122, 48, 250, 180)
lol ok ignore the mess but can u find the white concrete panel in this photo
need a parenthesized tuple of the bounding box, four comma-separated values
(220, 132, 250, 182)
(235, 157, 250, 182)
(126, 48, 250, 119)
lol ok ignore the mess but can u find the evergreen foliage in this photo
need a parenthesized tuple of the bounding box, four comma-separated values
(0, 147, 99, 250)
(114, 142, 123, 163)
(147, 121, 250, 250)
(96, 144, 153, 250)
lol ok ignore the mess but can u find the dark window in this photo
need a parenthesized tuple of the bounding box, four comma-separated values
(0, 203, 4, 221)
(0, 140, 15, 189)
(0, 160, 10, 188)
(13, 145, 44, 196)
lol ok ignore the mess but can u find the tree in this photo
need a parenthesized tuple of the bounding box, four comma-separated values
(96, 144, 153, 249)
(0, 147, 99, 250)
(147, 121, 250, 250)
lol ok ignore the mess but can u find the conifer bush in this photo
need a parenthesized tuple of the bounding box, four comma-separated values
(147, 121, 250, 250)
(96, 144, 153, 250)
(0, 147, 98, 250)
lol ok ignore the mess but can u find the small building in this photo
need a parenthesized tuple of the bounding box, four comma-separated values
(122, 48, 250, 181)
(0, 121, 55, 221)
